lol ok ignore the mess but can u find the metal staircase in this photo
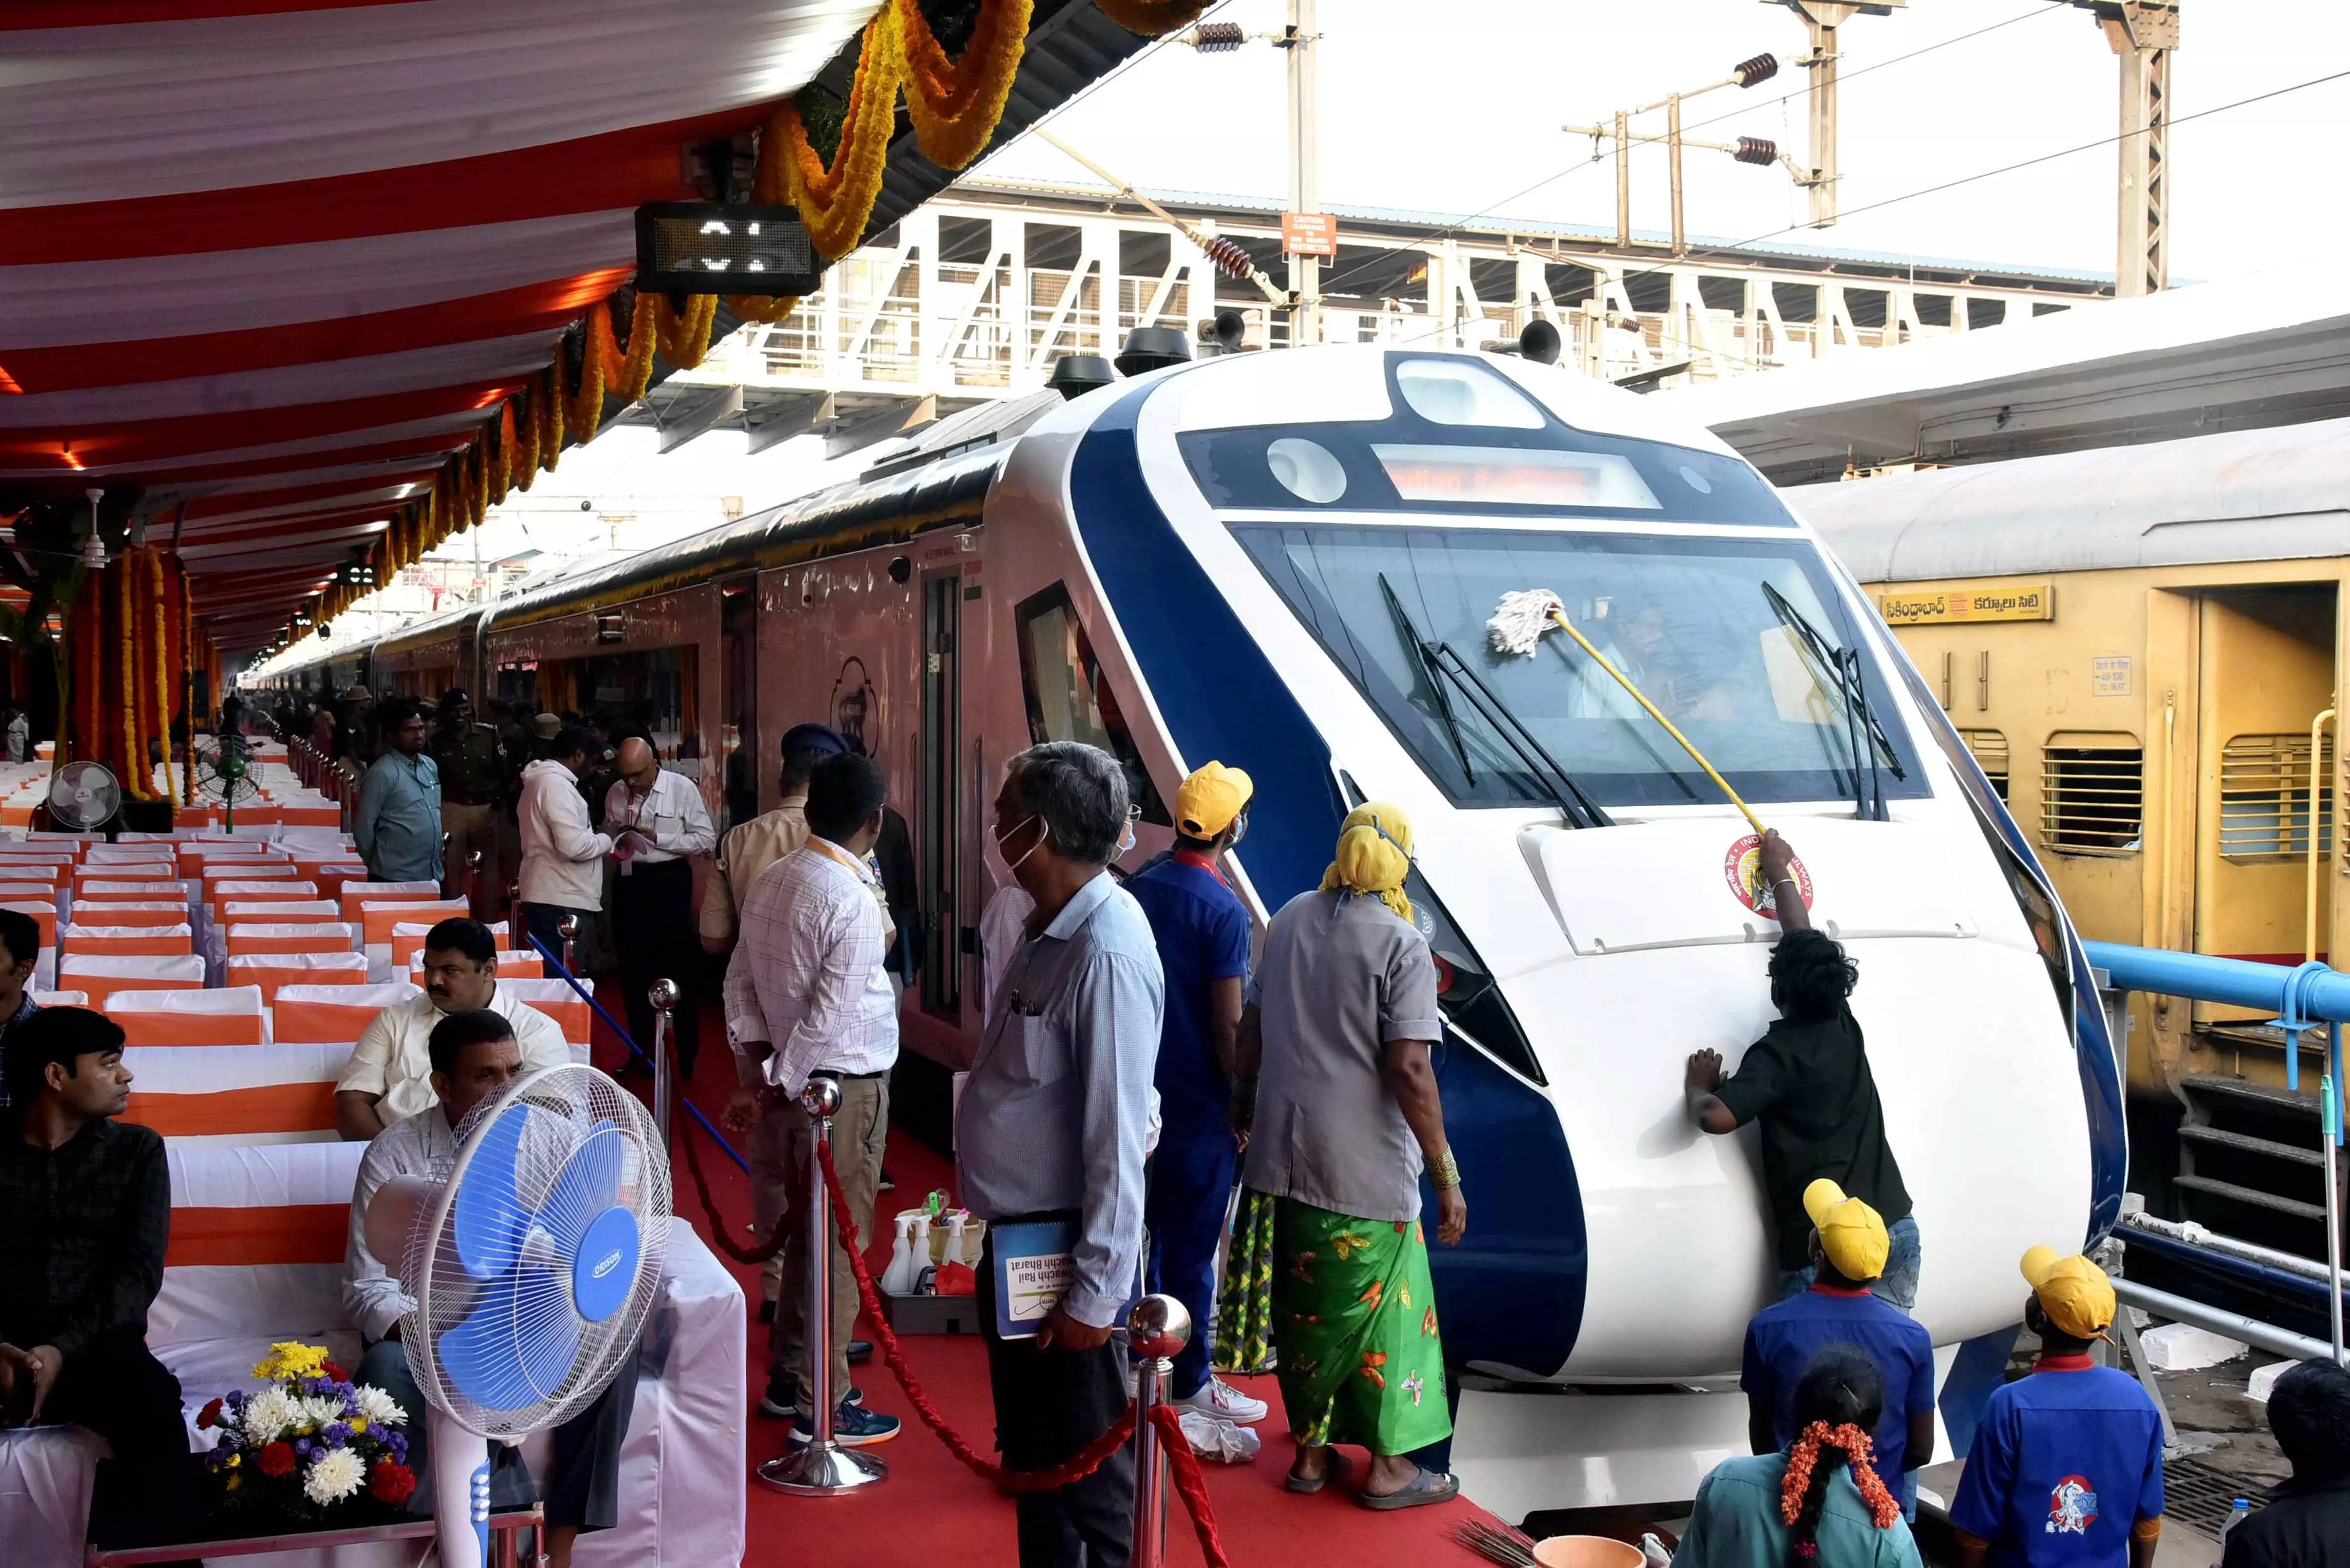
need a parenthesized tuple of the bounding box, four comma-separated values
(2175, 1073, 2343, 1262)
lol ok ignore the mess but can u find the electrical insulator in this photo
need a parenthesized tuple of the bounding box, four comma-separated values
(1733, 136, 1779, 166)
(1186, 22, 1245, 51)
(1202, 234, 1256, 279)
(1733, 52, 1779, 88)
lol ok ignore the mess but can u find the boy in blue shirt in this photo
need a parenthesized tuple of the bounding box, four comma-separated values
(1951, 1246, 2165, 1568)
(1743, 1180, 1936, 1517)
(1128, 761, 1265, 1426)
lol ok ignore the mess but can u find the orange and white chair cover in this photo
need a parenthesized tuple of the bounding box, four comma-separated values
(72, 863, 174, 890)
(27, 988, 88, 1007)
(63, 922, 194, 958)
(225, 922, 356, 957)
(204, 880, 320, 921)
(77, 899, 197, 928)
(227, 950, 367, 1002)
(391, 919, 510, 970)
(498, 978, 594, 1053)
(361, 897, 468, 949)
(0, 899, 58, 949)
(108, 986, 269, 1047)
(74, 880, 187, 901)
(271, 980, 420, 1045)
(220, 898, 338, 926)
(409, 947, 542, 981)
(120, 1044, 347, 1143)
(58, 952, 205, 1010)
(337, 879, 442, 924)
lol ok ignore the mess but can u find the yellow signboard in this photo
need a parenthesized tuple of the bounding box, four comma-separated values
(1877, 582, 2054, 626)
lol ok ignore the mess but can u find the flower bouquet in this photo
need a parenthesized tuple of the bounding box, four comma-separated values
(199, 1342, 418, 1522)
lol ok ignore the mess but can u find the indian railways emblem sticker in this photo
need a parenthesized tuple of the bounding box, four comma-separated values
(1724, 833, 1812, 921)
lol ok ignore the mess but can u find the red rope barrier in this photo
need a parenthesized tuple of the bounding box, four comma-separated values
(678, 1109, 1235, 1553)
(1153, 1404, 1234, 1568)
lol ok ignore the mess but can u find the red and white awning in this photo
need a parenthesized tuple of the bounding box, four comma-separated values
(0, 0, 886, 648)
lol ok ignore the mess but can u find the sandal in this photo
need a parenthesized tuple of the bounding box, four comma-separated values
(1285, 1449, 1354, 1495)
(1357, 1466, 1460, 1511)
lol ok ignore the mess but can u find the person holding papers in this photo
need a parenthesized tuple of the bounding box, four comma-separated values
(958, 742, 1165, 1568)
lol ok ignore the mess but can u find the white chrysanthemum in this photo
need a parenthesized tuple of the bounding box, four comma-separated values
(300, 1394, 345, 1431)
(353, 1385, 407, 1428)
(240, 1388, 299, 1446)
(303, 1447, 366, 1506)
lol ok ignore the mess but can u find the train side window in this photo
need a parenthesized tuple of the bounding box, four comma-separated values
(2218, 732, 2335, 862)
(2040, 732, 2143, 856)
(1959, 729, 2010, 802)
(1012, 584, 1171, 825)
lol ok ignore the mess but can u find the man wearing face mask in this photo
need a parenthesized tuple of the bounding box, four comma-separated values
(961, 741, 1165, 1568)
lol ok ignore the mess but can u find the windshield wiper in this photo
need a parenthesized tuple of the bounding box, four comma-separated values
(1762, 583, 1905, 820)
(1380, 574, 1612, 830)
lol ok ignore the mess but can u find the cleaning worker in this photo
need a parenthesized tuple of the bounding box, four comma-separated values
(1741, 1181, 1935, 1519)
(1127, 761, 1267, 1431)
(1949, 1247, 2165, 1568)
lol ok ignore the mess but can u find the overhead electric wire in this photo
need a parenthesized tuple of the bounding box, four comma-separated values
(1308, 0, 2073, 304)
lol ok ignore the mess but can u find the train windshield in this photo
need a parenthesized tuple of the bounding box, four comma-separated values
(1233, 522, 1927, 810)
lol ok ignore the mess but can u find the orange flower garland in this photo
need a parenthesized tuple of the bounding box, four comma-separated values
(1779, 1420, 1900, 1535)
(897, 0, 1033, 169)
(761, 4, 907, 259)
(151, 550, 177, 805)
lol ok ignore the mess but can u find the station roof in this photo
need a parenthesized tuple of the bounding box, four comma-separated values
(0, 0, 1152, 654)
(1668, 262, 2350, 485)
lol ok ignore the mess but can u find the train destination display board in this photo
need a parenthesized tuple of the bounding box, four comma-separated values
(1877, 581, 2054, 625)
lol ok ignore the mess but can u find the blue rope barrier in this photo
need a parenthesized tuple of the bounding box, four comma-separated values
(525, 931, 751, 1174)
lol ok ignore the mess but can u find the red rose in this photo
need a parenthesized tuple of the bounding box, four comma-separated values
(369, 1462, 416, 1506)
(258, 1442, 295, 1477)
(321, 1362, 349, 1383)
(196, 1398, 224, 1430)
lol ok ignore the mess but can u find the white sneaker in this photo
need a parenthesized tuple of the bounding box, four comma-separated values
(1174, 1376, 1269, 1426)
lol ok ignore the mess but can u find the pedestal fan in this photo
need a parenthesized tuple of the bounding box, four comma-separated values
(47, 760, 120, 833)
(364, 1063, 671, 1568)
(191, 739, 262, 830)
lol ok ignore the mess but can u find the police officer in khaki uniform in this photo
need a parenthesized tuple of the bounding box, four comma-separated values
(430, 687, 513, 921)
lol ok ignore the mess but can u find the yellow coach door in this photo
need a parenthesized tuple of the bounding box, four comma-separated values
(2193, 587, 2338, 1045)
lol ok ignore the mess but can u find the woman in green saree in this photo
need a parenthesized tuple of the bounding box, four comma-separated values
(1232, 801, 1467, 1510)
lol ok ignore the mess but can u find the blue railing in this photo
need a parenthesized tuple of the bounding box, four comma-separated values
(2088, 940, 2348, 1105)
(525, 932, 750, 1172)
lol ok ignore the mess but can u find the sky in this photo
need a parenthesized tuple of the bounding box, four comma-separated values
(366, 0, 2348, 606)
(977, 0, 2350, 285)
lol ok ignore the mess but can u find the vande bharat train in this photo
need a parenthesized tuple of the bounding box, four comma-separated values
(261, 343, 2123, 1506)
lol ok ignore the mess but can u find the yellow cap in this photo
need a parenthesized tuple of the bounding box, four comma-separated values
(2021, 1244, 2117, 1340)
(1175, 762, 1254, 840)
(1803, 1179, 1890, 1283)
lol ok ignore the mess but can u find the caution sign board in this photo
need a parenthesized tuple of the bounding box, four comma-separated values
(1877, 581, 2054, 626)
(1281, 212, 1338, 256)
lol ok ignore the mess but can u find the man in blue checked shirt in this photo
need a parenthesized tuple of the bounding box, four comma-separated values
(1951, 1245, 2165, 1568)
(354, 698, 443, 886)
(959, 741, 1164, 1568)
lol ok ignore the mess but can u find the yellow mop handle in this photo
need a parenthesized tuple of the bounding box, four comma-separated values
(1546, 609, 1767, 837)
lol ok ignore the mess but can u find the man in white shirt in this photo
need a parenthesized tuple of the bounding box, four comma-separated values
(517, 727, 612, 965)
(722, 751, 900, 1449)
(333, 916, 571, 1139)
(345, 1009, 637, 1568)
(605, 736, 715, 1079)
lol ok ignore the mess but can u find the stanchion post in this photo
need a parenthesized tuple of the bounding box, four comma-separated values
(557, 913, 579, 978)
(468, 849, 484, 915)
(757, 1075, 886, 1496)
(1128, 1293, 1192, 1568)
(648, 978, 678, 1147)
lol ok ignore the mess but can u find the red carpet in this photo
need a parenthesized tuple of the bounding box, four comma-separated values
(591, 992, 1496, 1568)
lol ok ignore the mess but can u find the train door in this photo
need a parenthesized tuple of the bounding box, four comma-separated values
(720, 578, 758, 831)
(918, 571, 962, 1017)
(2192, 586, 2338, 1023)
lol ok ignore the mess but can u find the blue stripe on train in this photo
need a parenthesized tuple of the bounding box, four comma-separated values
(1066, 382, 1588, 1378)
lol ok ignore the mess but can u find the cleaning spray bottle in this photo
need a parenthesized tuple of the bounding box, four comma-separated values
(880, 1213, 918, 1296)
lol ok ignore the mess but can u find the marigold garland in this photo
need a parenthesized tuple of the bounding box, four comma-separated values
(1092, 0, 1209, 35)
(761, 4, 907, 260)
(1780, 1420, 1901, 1532)
(897, 0, 1033, 169)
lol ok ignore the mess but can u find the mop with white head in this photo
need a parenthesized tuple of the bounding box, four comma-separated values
(1484, 586, 1766, 836)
